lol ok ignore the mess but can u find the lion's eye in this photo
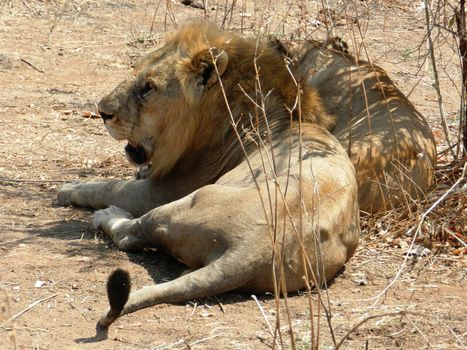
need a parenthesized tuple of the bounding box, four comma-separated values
(139, 82, 154, 100)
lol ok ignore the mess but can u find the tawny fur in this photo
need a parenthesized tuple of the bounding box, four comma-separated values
(284, 37, 436, 212)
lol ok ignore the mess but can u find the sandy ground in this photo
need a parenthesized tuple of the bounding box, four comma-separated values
(0, 1, 465, 349)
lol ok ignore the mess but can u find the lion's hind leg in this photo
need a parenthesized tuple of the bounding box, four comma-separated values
(98, 253, 253, 328)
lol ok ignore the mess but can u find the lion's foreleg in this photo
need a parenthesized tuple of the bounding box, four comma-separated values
(57, 179, 163, 216)
(93, 206, 148, 251)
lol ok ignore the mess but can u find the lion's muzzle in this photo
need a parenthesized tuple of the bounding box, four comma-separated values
(125, 143, 147, 165)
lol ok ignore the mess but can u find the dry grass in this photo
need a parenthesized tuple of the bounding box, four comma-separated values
(361, 157, 466, 256)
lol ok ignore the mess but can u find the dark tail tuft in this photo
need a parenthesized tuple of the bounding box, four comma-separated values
(107, 268, 131, 315)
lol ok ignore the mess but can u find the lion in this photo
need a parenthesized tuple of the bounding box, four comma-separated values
(284, 37, 437, 213)
(57, 23, 360, 329)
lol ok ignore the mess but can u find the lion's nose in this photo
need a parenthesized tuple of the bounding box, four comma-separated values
(99, 110, 114, 122)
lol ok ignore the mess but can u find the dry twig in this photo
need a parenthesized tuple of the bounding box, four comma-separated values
(7, 293, 58, 322)
(423, 0, 455, 158)
(20, 58, 44, 73)
(252, 295, 280, 349)
(0, 177, 68, 183)
(0, 234, 40, 246)
(335, 311, 428, 349)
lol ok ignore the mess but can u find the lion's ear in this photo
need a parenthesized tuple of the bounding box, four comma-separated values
(178, 48, 228, 104)
(192, 48, 228, 88)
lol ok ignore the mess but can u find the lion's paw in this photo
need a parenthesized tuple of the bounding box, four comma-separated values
(57, 182, 81, 206)
(93, 206, 134, 231)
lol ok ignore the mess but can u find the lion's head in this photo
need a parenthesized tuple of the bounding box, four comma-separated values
(97, 23, 334, 178)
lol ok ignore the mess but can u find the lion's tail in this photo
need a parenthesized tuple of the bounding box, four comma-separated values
(98, 268, 132, 328)
(98, 257, 252, 328)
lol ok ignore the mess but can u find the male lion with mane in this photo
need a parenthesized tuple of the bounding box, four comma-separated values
(58, 23, 359, 328)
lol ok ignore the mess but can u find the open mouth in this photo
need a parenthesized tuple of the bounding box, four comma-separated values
(125, 142, 148, 165)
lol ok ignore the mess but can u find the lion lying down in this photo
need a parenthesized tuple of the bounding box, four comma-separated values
(57, 24, 433, 329)
(58, 24, 359, 327)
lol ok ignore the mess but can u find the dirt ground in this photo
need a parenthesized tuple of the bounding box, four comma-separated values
(0, 1, 465, 349)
